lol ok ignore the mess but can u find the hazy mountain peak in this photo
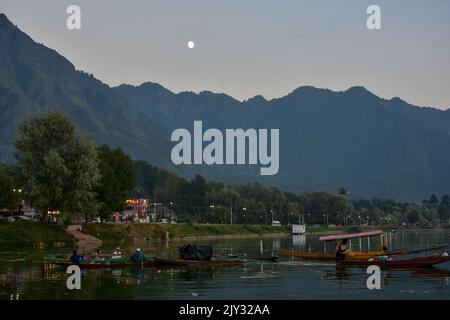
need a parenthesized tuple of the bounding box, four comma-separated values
(1, 13, 450, 201)
(245, 95, 268, 104)
(0, 13, 9, 23)
(345, 86, 376, 97)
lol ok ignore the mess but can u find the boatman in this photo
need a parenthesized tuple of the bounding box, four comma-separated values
(112, 247, 122, 259)
(69, 250, 84, 264)
(131, 248, 145, 264)
(336, 239, 349, 260)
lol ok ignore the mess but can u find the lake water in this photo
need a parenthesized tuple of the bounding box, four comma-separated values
(1, 229, 449, 300)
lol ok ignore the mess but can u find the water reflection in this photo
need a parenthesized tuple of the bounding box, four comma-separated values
(292, 235, 306, 249)
(0, 230, 449, 299)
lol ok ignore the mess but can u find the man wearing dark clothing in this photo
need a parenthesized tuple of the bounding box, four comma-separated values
(336, 240, 349, 261)
(131, 248, 145, 264)
(69, 250, 83, 264)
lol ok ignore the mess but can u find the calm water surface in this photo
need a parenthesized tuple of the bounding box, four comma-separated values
(1, 230, 449, 300)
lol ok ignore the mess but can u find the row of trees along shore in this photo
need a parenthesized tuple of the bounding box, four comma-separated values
(1, 111, 449, 227)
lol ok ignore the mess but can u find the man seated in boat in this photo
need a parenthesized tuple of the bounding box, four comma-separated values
(130, 248, 145, 264)
(112, 247, 122, 259)
(69, 250, 84, 264)
(336, 240, 349, 260)
(92, 249, 104, 260)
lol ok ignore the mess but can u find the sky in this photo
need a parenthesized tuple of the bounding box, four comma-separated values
(1, 0, 450, 109)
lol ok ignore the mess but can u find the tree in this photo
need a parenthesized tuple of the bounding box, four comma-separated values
(440, 195, 450, 207)
(338, 187, 347, 196)
(429, 194, 439, 205)
(15, 111, 100, 221)
(0, 167, 16, 209)
(96, 145, 135, 221)
(406, 207, 421, 224)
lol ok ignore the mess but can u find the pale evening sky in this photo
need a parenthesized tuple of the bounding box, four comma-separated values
(1, 0, 450, 109)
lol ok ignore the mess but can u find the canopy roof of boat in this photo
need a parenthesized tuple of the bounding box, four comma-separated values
(319, 230, 384, 242)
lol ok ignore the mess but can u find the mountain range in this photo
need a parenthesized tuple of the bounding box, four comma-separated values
(1, 13, 450, 201)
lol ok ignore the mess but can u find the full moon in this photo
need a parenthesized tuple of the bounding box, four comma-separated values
(187, 41, 195, 49)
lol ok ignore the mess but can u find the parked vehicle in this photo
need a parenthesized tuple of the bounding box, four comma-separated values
(272, 221, 282, 227)
(1, 216, 16, 223)
(14, 215, 31, 221)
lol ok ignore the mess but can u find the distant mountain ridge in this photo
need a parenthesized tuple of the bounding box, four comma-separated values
(1, 13, 450, 201)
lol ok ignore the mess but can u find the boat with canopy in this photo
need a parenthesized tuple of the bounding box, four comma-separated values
(319, 230, 450, 268)
(278, 230, 402, 260)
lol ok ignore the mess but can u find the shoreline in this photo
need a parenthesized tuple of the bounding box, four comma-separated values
(163, 232, 290, 241)
(1, 221, 448, 247)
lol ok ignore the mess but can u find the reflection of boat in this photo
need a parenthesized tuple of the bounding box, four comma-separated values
(153, 257, 244, 268)
(340, 256, 450, 269)
(44, 257, 156, 269)
(410, 267, 450, 278)
(256, 256, 278, 262)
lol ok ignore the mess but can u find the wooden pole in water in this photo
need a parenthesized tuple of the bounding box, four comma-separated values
(380, 234, 384, 250)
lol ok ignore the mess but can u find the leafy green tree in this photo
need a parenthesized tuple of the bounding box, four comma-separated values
(440, 195, 450, 207)
(338, 187, 347, 196)
(299, 191, 354, 225)
(15, 111, 100, 221)
(0, 167, 16, 209)
(96, 145, 135, 221)
(429, 194, 439, 205)
(406, 207, 421, 224)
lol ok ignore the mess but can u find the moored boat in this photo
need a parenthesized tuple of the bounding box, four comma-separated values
(44, 257, 156, 269)
(277, 250, 402, 261)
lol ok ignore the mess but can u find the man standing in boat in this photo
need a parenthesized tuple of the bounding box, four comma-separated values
(69, 250, 84, 264)
(336, 240, 349, 260)
(131, 248, 145, 264)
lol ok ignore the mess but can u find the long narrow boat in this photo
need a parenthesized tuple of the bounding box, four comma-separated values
(153, 257, 244, 268)
(45, 257, 156, 269)
(340, 256, 450, 269)
(277, 250, 403, 261)
(278, 230, 424, 261)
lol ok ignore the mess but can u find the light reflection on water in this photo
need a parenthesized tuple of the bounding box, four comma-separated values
(0, 230, 449, 299)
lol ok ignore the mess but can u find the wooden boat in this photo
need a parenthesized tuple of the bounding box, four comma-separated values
(277, 250, 402, 261)
(44, 257, 156, 269)
(153, 257, 244, 268)
(279, 230, 406, 261)
(340, 255, 450, 269)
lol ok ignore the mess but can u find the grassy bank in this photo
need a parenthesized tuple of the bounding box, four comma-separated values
(83, 223, 289, 242)
(0, 221, 74, 248)
(305, 226, 378, 234)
